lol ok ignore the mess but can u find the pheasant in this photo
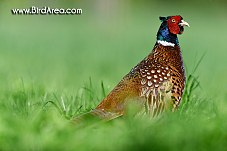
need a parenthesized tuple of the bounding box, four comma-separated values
(73, 15, 189, 123)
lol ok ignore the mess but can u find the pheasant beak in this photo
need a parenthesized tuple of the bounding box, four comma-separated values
(179, 20, 190, 27)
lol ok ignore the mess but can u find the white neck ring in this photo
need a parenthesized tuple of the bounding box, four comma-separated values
(157, 40, 175, 47)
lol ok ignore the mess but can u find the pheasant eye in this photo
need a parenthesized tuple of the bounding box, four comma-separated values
(172, 19, 176, 23)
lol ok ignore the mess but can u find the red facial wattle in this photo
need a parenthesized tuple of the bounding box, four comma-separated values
(167, 16, 189, 35)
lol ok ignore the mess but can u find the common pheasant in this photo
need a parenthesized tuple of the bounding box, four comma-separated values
(74, 15, 189, 123)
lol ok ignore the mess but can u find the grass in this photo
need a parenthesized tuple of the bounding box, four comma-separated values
(0, 1, 227, 151)
(0, 74, 221, 151)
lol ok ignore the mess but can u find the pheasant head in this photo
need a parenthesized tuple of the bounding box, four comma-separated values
(157, 15, 190, 46)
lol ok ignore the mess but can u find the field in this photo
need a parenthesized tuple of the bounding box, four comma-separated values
(0, 0, 227, 150)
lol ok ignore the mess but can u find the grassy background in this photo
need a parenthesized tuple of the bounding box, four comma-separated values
(0, 0, 227, 150)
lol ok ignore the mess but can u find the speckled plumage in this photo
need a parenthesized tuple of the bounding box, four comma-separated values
(73, 15, 189, 123)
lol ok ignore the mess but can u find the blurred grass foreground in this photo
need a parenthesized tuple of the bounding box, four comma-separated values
(0, 0, 227, 151)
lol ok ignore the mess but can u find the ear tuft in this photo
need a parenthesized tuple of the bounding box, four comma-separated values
(159, 16, 167, 22)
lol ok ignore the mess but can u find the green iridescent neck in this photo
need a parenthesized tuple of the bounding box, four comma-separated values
(156, 21, 179, 46)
